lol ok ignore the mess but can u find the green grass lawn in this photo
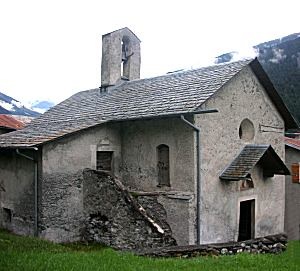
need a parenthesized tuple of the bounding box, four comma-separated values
(0, 229, 299, 271)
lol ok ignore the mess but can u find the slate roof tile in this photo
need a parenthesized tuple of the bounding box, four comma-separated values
(220, 145, 290, 181)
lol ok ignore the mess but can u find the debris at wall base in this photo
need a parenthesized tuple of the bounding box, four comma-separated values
(138, 233, 287, 257)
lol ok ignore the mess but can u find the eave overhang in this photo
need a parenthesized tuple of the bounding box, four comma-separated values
(220, 144, 290, 181)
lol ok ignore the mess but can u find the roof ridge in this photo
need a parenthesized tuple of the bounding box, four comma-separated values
(123, 58, 254, 86)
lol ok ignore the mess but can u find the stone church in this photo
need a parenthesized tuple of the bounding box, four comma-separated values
(0, 28, 298, 248)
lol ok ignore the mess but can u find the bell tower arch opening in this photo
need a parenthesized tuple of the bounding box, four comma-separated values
(121, 35, 132, 79)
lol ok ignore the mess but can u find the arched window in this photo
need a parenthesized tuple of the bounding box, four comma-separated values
(239, 118, 255, 141)
(157, 144, 170, 187)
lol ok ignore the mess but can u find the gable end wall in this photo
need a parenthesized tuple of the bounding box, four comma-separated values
(196, 66, 285, 244)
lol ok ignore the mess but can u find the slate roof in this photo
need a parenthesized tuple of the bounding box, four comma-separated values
(0, 115, 24, 130)
(0, 59, 253, 148)
(220, 145, 290, 181)
(0, 58, 297, 148)
(285, 137, 300, 151)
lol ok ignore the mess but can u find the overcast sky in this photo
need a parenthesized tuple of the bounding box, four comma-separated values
(0, 0, 299, 105)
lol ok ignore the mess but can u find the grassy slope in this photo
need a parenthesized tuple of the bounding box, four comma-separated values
(0, 229, 299, 271)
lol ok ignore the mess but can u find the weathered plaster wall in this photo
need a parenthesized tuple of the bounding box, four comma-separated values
(42, 124, 121, 175)
(40, 124, 121, 242)
(285, 147, 300, 240)
(101, 28, 141, 86)
(196, 66, 285, 244)
(121, 118, 195, 192)
(41, 119, 196, 244)
(120, 118, 197, 245)
(136, 192, 195, 246)
(0, 150, 35, 236)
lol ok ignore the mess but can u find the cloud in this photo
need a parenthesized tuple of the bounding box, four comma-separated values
(269, 48, 286, 63)
(231, 46, 259, 61)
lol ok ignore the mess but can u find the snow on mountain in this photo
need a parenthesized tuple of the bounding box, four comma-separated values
(0, 100, 14, 111)
(30, 100, 55, 114)
(0, 91, 40, 117)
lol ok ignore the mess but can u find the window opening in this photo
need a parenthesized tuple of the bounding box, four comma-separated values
(292, 163, 300, 183)
(3, 208, 12, 223)
(97, 151, 113, 171)
(239, 119, 255, 141)
(157, 144, 170, 187)
(240, 179, 254, 191)
(121, 36, 133, 79)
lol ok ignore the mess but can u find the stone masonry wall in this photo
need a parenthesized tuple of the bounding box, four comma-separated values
(82, 169, 176, 250)
(39, 171, 84, 242)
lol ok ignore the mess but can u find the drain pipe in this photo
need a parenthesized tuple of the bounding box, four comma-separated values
(16, 148, 39, 237)
(180, 110, 217, 245)
(180, 115, 201, 245)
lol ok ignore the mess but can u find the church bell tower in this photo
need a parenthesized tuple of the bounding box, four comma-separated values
(101, 27, 141, 87)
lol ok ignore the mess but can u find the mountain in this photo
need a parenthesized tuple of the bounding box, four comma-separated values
(30, 100, 55, 114)
(215, 33, 300, 125)
(0, 92, 40, 117)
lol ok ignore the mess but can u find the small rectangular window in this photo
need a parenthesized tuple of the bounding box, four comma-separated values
(97, 151, 113, 171)
(291, 163, 300, 183)
(3, 208, 12, 223)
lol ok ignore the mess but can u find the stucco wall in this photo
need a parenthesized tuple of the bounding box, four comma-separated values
(120, 118, 197, 245)
(0, 150, 35, 236)
(196, 66, 285, 244)
(41, 119, 197, 244)
(285, 147, 300, 240)
(156, 194, 194, 245)
(101, 28, 141, 86)
(42, 124, 121, 175)
(40, 124, 121, 242)
(121, 118, 196, 192)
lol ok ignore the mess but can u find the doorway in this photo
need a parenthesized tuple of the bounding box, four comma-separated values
(238, 199, 255, 241)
